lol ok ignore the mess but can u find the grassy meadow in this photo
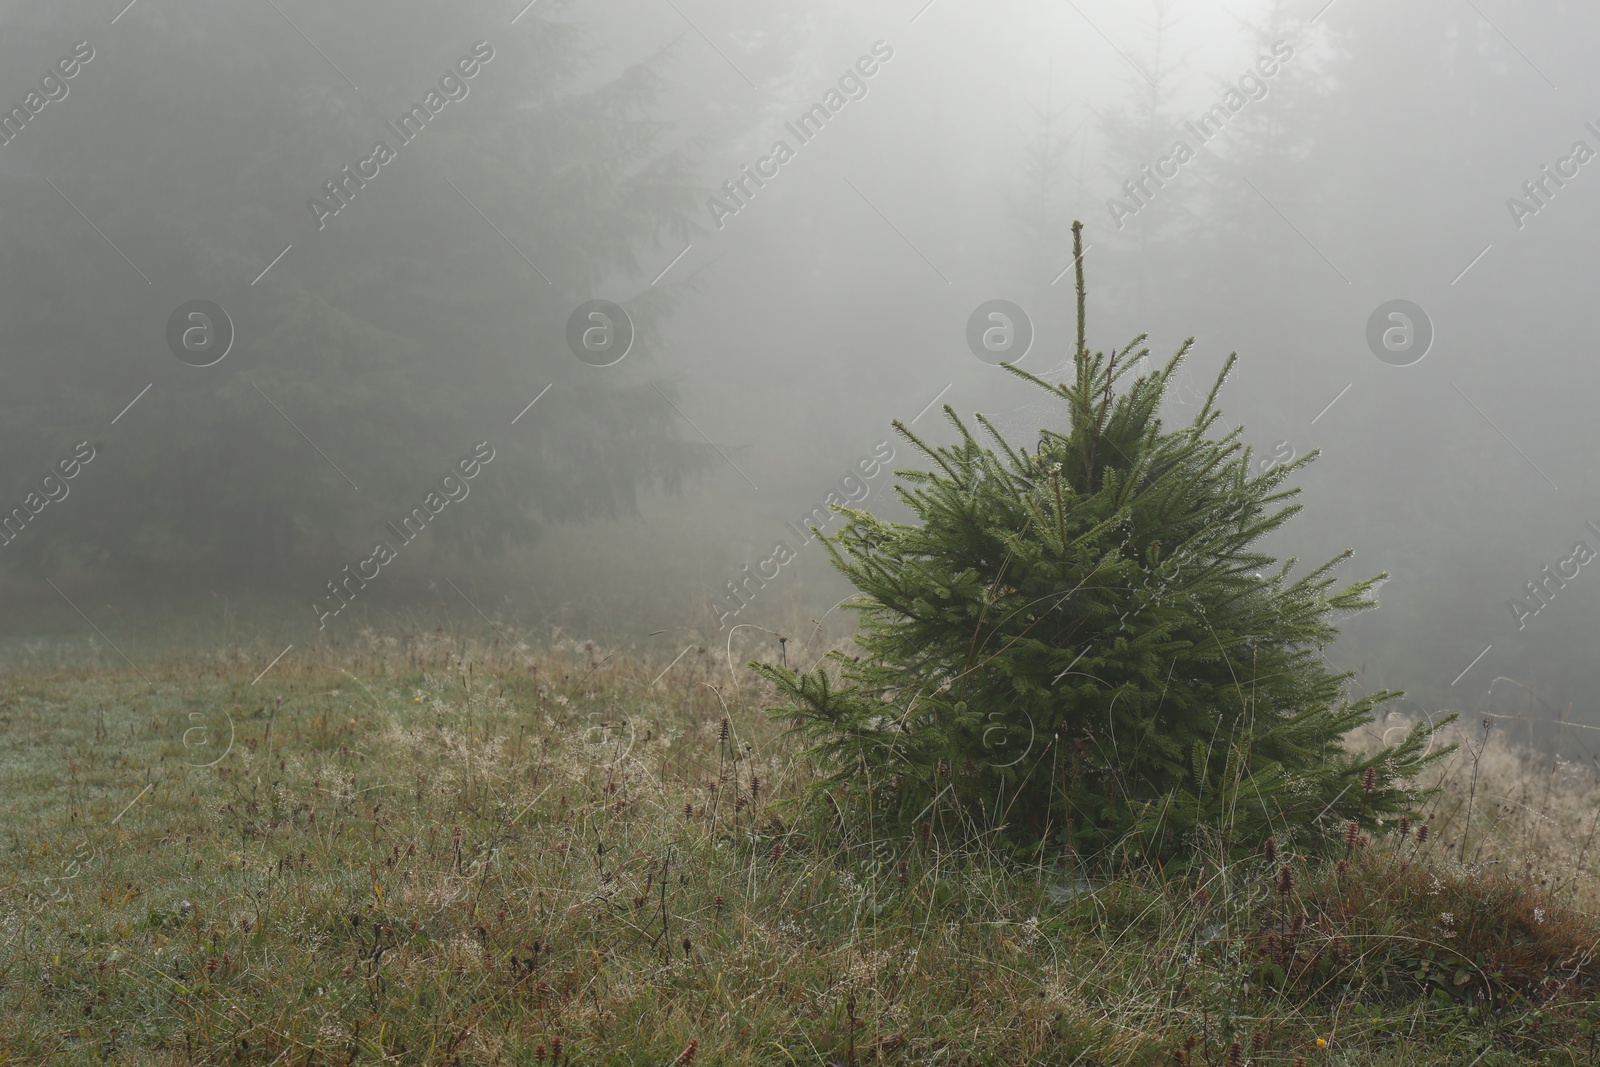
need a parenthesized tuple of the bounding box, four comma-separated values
(4, 630, 1600, 1064)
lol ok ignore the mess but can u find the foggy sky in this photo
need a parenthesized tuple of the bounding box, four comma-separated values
(2, 0, 1597, 747)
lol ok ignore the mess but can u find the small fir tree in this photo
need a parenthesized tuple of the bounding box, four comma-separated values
(752, 222, 1449, 865)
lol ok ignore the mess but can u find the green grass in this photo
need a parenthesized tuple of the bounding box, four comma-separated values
(4, 634, 1600, 1065)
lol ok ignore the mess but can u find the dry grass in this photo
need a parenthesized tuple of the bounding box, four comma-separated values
(3, 631, 1600, 1064)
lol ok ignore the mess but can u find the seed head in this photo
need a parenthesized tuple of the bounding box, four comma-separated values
(1276, 865, 1293, 897)
(1416, 824, 1430, 845)
(713, 894, 725, 911)
(719, 717, 730, 745)
(1362, 766, 1376, 792)
(750, 775, 761, 802)
(1263, 836, 1277, 865)
(676, 1038, 701, 1065)
(1345, 821, 1360, 850)
(551, 1038, 563, 1059)
(1225, 1040, 1243, 1067)
(1397, 816, 1410, 838)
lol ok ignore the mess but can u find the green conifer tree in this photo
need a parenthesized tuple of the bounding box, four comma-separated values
(752, 223, 1449, 866)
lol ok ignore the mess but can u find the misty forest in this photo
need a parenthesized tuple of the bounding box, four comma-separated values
(5, 1, 1600, 1063)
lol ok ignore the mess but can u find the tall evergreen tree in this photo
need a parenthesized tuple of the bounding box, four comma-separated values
(753, 223, 1448, 865)
(1005, 64, 1083, 300)
(0, 0, 806, 585)
(1094, 0, 1193, 325)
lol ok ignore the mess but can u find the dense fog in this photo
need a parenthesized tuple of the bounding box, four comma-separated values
(2, 0, 1596, 743)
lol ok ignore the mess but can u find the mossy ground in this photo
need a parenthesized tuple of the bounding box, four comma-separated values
(3, 633, 1599, 1065)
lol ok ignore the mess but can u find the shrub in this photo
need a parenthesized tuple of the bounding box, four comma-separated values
(752, 223, 1449, 866)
